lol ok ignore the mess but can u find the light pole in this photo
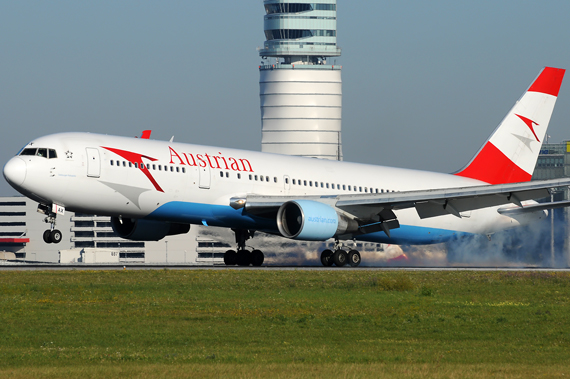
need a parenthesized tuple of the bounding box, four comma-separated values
(165, 240, 168, 264)
(551, 192, 555, 267)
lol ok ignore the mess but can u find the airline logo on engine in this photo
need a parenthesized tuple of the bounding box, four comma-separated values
(307, 216, 337, 224)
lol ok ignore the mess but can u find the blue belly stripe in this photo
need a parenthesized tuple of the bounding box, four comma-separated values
(146, 201, 474, 245)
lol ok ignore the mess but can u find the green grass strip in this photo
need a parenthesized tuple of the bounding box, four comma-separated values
(0, 269, 569, 377)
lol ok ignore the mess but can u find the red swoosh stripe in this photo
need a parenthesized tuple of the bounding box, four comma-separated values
(102, 146, 164, 192)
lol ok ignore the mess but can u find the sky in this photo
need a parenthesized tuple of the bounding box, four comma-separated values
(2, 1, 570, 196)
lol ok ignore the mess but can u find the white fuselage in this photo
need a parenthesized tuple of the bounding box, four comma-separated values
(4, 132, 545, 245)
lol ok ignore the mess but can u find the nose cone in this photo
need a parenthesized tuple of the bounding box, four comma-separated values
(3, 157, 27, 187)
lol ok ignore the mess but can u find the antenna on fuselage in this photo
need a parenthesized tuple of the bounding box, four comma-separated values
(170, 136, 174, 142)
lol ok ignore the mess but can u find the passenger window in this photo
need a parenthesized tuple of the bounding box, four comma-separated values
(304, 180, 307, 186)
(326, 183, 329, 189)
(135, 163, 138, 168)
(309, 181, 313, 187)
(182, 167, 186, 173)
(220, 171, 224, 178)
(36, 148, 48, 158)
(249, 174, 252, 180)
(266, 176, 270, 182)
(176, 167, 180, 173)
(129, 162, 132, 168)
(110, 161, 114, 166)
(343, 185, 346, 190)
(292, 179, 296, 185)
(170, 166, 174, 172)
(348, 185, 351, 191)
(48, 149, 57, 159)
(237, 173, 241, 179)
(117, 161, 120, 166)
(320, 182, 324, 188)
(255, 175, 258, 181)
(274, 177, 277, 183)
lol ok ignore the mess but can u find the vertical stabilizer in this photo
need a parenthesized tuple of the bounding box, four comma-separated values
(455, 67, 565, 184)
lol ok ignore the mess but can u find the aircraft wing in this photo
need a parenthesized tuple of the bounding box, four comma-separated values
(241, 178, 570, 230)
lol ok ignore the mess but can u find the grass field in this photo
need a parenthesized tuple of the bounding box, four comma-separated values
(0, 269, 569, 378)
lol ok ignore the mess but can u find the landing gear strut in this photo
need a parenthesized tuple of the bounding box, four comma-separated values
(223, 229, 265, 267)
(320, 240, 361, 267)
(39, 204, 62, 244)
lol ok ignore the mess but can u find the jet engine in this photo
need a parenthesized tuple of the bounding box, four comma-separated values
(276, 200, 358, 240)
(111, 217, 190, 241)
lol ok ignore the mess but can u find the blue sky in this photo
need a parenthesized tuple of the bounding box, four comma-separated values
(2, 1, 570, 195)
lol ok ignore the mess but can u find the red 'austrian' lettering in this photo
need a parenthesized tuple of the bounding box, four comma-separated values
(168, 146, 253, 172)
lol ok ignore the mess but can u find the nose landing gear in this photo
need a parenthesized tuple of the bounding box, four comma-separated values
(38, 204, 63, 244)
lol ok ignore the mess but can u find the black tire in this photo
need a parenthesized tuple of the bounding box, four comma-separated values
(320, 249, 333, 266)
(333, 249, 347, 267)
(50, 229, 62, 244)
(348, 250, 361, 267)
(43, 230, 52, 244)
(224, 250, 237, 266)
(251, 250, 264, 267)
(236, 250, 251, 266)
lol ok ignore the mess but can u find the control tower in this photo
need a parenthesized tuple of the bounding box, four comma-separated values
(259, 0, 343, 160)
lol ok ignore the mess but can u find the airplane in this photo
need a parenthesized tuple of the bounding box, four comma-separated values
(3, 67, 570, 267)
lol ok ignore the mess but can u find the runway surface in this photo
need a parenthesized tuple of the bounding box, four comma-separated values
(1, 263, 570, 271)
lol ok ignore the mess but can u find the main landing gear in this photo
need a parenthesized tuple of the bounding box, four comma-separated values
(223, 229, 265, 267)
(320, 240, 361, 267)
(38, 204, 62, 244)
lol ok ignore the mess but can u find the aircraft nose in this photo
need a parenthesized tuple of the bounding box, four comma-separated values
(3, 157, 27, 187)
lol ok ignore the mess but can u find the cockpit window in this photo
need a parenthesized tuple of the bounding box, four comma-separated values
(18, 147, 57, 158)
(19, 148, 37, 156)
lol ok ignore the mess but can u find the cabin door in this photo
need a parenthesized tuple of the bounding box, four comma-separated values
(86, 148, 101, 178)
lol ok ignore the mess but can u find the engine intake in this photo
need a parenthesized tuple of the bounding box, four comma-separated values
(277, 200, 357, 240)
(111, 217, 190, 241)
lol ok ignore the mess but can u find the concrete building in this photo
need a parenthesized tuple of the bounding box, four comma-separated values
(259, 0, 343, 160)
(0, 196, 199, 263)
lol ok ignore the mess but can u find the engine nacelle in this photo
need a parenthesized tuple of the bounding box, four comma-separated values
(276, 200, 357, 241)
(111, 217, 190, 241)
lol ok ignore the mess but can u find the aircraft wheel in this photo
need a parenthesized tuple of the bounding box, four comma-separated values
(43, 230, 52, 244)
(320, 249, 333, 266)
(333, 249, 347, 267)
(50, 229, 62, 244)
(251, 250, 264, 267)
(236, 250, 251, 266)
(348, 250, 361, 267)
(224, 250, 237, 266)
